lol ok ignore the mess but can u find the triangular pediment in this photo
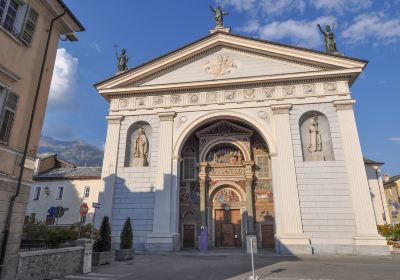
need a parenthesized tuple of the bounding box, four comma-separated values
(95, 32, 367, 97)
(129, 46, 321, 87)
(196, 120, 253, 138)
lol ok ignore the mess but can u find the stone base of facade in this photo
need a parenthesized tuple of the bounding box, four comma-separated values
(145, 233, 180, 253)
(311, 244, 391, 256)
(275, 234, 313, 255)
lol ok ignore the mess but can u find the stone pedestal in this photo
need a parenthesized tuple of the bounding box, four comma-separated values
(271, 104, 312, 255)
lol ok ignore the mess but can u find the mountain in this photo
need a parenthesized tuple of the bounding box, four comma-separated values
(39, 135, 104, 167)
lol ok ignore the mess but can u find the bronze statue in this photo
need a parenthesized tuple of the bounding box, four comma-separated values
(209, 5, 229, 28)
(317, 24, 337, 53)
(116, 48, 128, 72)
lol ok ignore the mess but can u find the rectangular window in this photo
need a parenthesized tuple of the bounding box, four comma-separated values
(33, 187, 41, 200)
(183, 157, 196, 180)
(21, 6, 38, 45)
(2, 0, 18, 33)
(56, 186, 64, 200)
(0, 91, 18, 143)
(256, 155, 270, 179)
(84, 186, 90, 198)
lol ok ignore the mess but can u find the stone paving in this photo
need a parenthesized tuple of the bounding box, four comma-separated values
(59, 250, 399, 280)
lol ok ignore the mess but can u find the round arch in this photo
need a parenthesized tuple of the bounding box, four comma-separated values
(173, 111, 277, 158)
(199, 137, 251, 162)
(208, 181, 247, 202)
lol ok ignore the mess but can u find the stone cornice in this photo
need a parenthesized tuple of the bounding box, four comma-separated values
(271, 104, 292, 114)
(158, 112, 176, 121)
(106, 115, 124, 124)
(333, 99, 356, 111)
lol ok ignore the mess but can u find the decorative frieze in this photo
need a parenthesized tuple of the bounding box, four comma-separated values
(110, 81, 349, 112)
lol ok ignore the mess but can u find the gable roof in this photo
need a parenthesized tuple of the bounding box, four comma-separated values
(384, 174, 400, 186)
(364, 157, 384, 166)
(35, 167, 102, 180)
(94, 31, 368, 96)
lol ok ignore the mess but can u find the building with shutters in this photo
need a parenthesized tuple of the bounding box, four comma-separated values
(94, 27, 390, 256)
(0, 1, 83, 279)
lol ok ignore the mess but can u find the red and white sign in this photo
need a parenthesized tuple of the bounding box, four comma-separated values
(80, 203, 89, 217)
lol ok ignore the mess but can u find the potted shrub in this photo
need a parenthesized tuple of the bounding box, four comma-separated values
(115, 217, 134, 261)
(92, 216, 113, 265)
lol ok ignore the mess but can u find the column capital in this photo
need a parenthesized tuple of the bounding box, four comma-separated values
(106, 115, 124, 124)
(158, 112, 176, 121)
(333, 99, 356, 111)
(271, 104, 292, 115)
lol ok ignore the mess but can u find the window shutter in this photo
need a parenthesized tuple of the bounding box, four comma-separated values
(21, 6, 38, 45)
(0, 92, 18, 142)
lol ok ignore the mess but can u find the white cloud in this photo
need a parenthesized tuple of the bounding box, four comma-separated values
(221, 0, 256, 11)
(388, 137, 400, 143)
(341, 13, 400, 45)
(48, 48, 78, 109)
(311, 0, 372, 13)
(250, 16, 335, 49)
(221, 0, 305, 16)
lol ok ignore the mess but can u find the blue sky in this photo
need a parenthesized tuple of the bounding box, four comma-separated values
(43, 0, 400, 175)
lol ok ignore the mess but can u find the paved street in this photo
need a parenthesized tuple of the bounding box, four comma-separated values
(59, 250, 399, 280)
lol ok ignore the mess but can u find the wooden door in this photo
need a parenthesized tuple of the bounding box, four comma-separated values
(261, 224, 275, 248)
(215, 209, 242, 248)
(183, 224, 195, 248)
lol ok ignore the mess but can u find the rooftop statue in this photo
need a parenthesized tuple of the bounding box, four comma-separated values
(209, 5, 229, 28)
(116, 48, 129, 72)
(317, 24, 338, 53)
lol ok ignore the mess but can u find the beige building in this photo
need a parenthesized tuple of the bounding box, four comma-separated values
(0, 1, 83, 279)
(26, 154, 103, 226)
(383, 174, 400, 224)
(95, 28, 389, 255)
(364, 158, 391, 225)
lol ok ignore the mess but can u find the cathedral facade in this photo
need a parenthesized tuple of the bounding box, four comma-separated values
(94, 30, 389, 255)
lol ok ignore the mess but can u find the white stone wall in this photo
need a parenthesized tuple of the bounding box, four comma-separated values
(290, 103, 356, 246)
(365, 165, 389, 225)
(112, 114, 160, 250)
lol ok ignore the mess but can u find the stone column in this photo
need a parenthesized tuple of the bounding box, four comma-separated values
(199, 162, 208, 227)
(243, 161, 255, 234)
(271, 104, 311, 255)
(95, 115, 123, 227)
(146, 112, 177, 252)
(334, 100, 388, 251)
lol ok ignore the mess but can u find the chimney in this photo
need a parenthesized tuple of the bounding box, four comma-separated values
(383, 173, 390, 183)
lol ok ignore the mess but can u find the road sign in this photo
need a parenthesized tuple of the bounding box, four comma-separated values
(246, 235, 257, 254)
(54, 206, 65, 218)
(92, 202, 100, 209)
(80, 203, 89, 217)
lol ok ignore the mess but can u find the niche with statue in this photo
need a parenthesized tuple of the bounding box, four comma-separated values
(125, 121, 152, 167)
(299, 111, 334, 162)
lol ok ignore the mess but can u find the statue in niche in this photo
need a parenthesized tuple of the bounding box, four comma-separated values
(209, 5, 229, 28)
(132, 127, 149, 167)
(306, 116, 322, 153)
(317, 24, 338, 53)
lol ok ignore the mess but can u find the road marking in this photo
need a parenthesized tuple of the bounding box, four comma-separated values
(65, 274, 117, 280)
(264, 278, 334, 280)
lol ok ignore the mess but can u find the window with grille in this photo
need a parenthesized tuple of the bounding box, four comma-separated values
(256, 155, 270, 179)
(56, 186, 64, 200)
(84, 186, 90, 198)
(33, 187, 41, 200)
(0, 91, 18, 143)
(183, 157, 196, 180)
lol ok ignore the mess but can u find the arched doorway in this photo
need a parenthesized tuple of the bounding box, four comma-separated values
(178, 119, 275, 249)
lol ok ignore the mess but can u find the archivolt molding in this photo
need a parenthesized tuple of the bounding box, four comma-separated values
(208, 181, 246, 202)
(173, 110, 277, 156)
(109, 81, 349, 112)
(199, 137, 251, 162)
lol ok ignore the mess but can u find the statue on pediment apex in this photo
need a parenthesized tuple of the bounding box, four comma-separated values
(116, 48, 129, 72)
(210, 5, 229, 28)
(317, 24, 338, 53)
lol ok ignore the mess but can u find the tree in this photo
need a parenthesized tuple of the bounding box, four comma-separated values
(120, 217, 133, 249)
(95, 216, 112, 252)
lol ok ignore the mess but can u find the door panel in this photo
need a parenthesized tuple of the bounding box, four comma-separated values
(215, 209, 242, 247)
(183, 224, 195, 248)
(221, 223, 234, 247)
(261, 224, 275, 248)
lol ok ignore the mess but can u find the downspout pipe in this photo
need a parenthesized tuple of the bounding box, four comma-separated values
(0, 10, 66, 278)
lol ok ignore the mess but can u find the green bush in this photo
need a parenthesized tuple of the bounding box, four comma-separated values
(120, 217, 133, 249)
(378, 224, 400, 241)
(94, 216, 112, 252)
